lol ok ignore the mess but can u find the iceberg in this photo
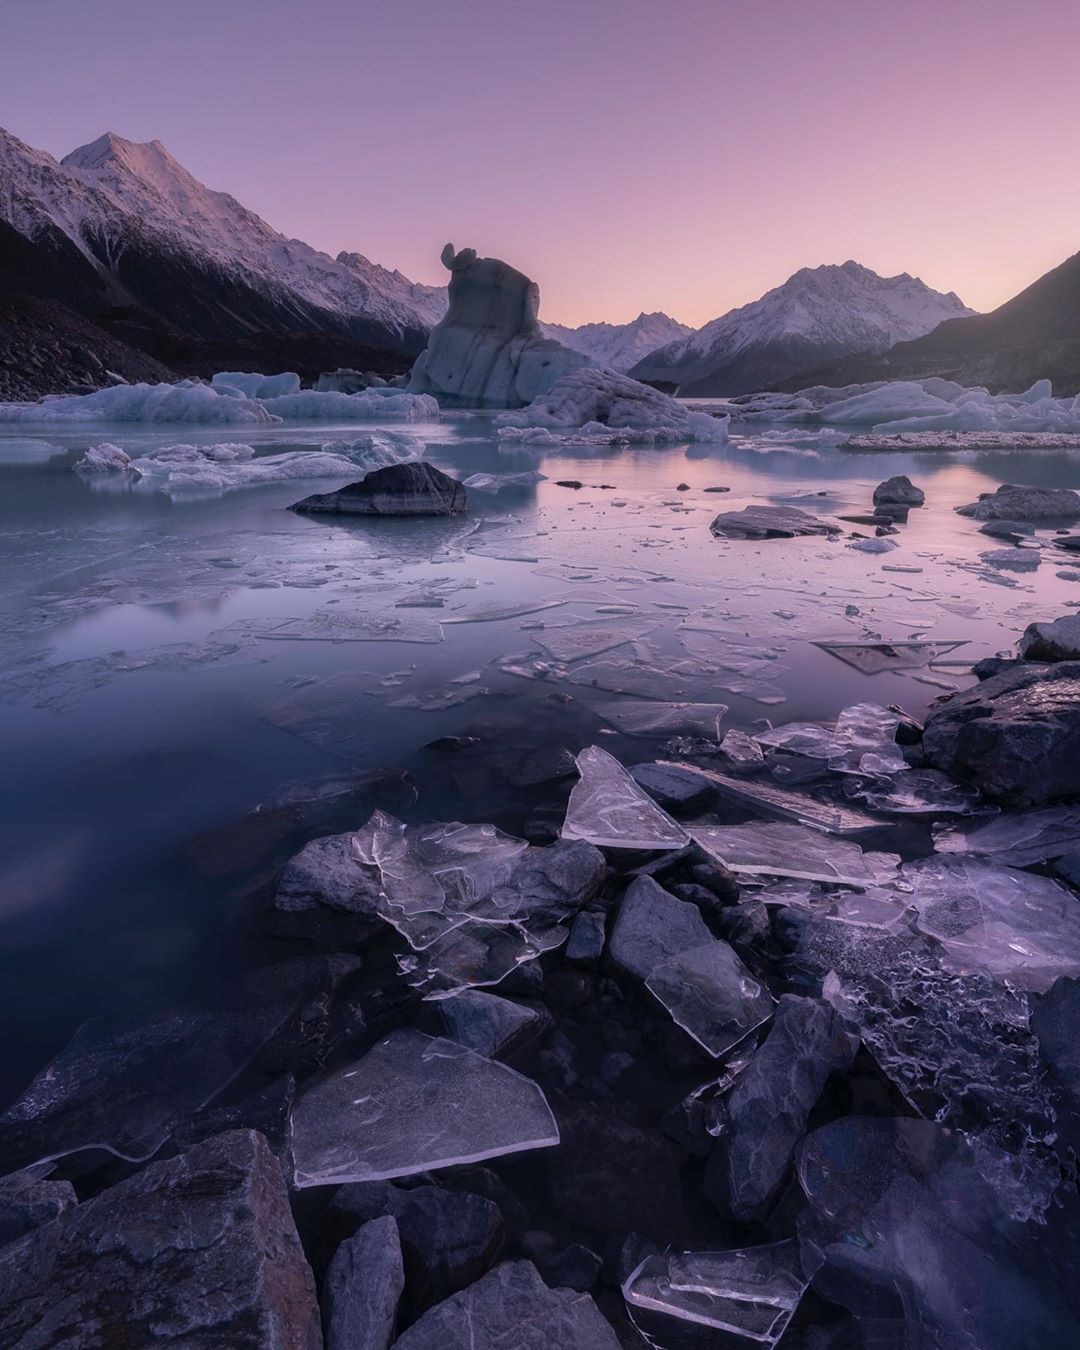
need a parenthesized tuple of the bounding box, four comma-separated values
(289, 1029, 560, 1187)
(408, 243, 589, 409)
(211, 370, 301, 399)
(496, 366, 729, 442)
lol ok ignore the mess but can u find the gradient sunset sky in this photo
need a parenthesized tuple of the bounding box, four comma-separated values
(4, 0, 1078, 327)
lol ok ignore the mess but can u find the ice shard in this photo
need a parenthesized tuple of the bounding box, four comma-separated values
(562, 745, 689, 849)
(661, 762, 882, 835)
(290, 1029, 559, 1187)
(933, 805, 1080, 866)
(812, 638, 967, 673)
(646, 940, 775, 1058)
(591, 700, 729, 739)
(691, 821, 900, 886)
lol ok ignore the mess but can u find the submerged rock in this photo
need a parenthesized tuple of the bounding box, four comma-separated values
(607, 875, 713, 984)
(956, 482, 1080, 520)
(709, 505, 839, 540)
(1018, 614, 1080, 661)
(322, 1215, 404, 1350)
(290, 461, 466, 516)
(872, 474, 924, 507)
(408, 244, 589, 409)
(923, 660, 1080, 805)
(0, 1130, 321, 1349)
(391, 1259, 620, 1349)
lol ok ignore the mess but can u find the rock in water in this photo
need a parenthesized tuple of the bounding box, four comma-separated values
(956, 483, 1080, 520)
(872, 474, 924, 507)
(391, 1259, 621, 1348)
(922, 660, 1080, 805)
(322, 1215, 404, 1350)
(709, 505, 839, 540)
(0, 1130, 321, 1348)
(290, 461, 466, 516)
(408, 244, 589, 409)
(1019, 614, 1080, 661)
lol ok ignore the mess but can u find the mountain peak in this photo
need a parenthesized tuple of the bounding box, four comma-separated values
(62, 132, 175, 177)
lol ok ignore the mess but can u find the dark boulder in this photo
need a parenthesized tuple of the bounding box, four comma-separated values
(291, 461, 466, 516)
(322, 1214, 404, 1350)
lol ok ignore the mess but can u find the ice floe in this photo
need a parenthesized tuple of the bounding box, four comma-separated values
(561, 745, 688, 850)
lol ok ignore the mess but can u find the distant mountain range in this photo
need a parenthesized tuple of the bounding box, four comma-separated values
(630, 262, 975, 395)
(542, 312, 692, 373)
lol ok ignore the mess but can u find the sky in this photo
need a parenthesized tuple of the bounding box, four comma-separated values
(2, 0, 1079, 327)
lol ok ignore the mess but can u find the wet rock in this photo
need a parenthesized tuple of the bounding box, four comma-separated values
(556, 479, 583, 488)
(606, 875, 712, 983)
(688, 860, 741, 901)
(175, 1074, 295, 1160)
(565, 910, 607, 965)
(923, 660, 1080, 805)
(972, 655, 1029, 681)
(322, 1214, 404, 1350)
(714, 898, 772, 948)
(326, 1181, 503, 1309)
(629, 761, 717, 811)
(709, 505, 838, 540)
(391, 1259, 621, 1348)
(979, 518, 1035, 539)
(435, 991, 550, 1060)
(872, 474, 924, 507)
(0, 1130, 320, 1348)
(0, 1173, 75, 1248)
(1031, 976, 1080, 1126)
(1019, 614, 1080, 662)
(956, 482, 1080, 521)
(521, 1231, 603, 1290)
(705, 995, 858, 1223)
(269, 831, 383, 947)
(506, 838, 607, 927)
(507, 745, 577, 787)
(291, 462, 467, 516)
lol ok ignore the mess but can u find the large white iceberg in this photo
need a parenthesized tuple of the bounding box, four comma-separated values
(408, 243, 590, 409)
(496, 368, 729, 443)
(211, 370, 301, 400)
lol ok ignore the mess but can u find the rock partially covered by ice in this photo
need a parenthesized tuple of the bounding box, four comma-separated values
(496, 367, 728, 442)
(291, 462, 467, 517)
(211, 370, 301, 399)
(1019, 614, 1080, 662)
(956, 482, 1080, 521)
(289, 1030, 559, 1187)
(73, 443, 138, 473)
(408, 244, 590, 409)
(923, 660, 1080, 805)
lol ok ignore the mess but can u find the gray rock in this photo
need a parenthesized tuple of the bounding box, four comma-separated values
(978, 518, 1035, 539)
(322, 1215, 404, 1350)
(326, 1181, 503, 1309)
(391, 1259, 620, 1348)
(270, 830, 384, 946)
(291, 462, 466, 516)
(709, 505, 839, 540)
(507, 746, 577, 787)
(408, 244, 589, 410)
(0, 1174, 75, 1248)
(506, 839, 606, 927)
(1019, 614, 1080, 662)
(972, 656, 1030, 681)
(521, 1231, 603, 1291)
(436, 991, 550, 1059)
(714, 899, 771, 948)
(706, 995, 858, 1223)
(923, 660, 1080, 805)
(565, 910, 607, 965)
(175, 1074, 295, 1160)
(629, 762, 717, 811)
(0, 1130, 320, 1349)
(956, 483, 1080, 521)
(606, 875, 712, 983)
(1031, 976, 1080, 1128)
(872, 475, 924, 507)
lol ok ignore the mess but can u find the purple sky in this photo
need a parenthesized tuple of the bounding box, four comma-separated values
(4, 0, 1079, 326)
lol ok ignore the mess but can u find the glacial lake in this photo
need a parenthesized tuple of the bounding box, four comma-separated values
(2, 410, 1080, 1106)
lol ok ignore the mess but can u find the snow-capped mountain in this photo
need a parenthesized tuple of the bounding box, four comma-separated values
(541, 311, 692, 373)
(0, 126, 445, 353)
(630, 262, 975, 396)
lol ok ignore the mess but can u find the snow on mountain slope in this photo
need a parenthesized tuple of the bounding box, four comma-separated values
(541, 311, 691, 373)
(0, 126, 445, 348)
(630, 262, 975, 396)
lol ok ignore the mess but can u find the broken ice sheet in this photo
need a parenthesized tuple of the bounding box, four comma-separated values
(590, 700, 729, 739)
(257, 606, 444, 643)
(399, 920, 568, 1000)
(828, 703, 909, 776)
(812, 638, 967, 674)
(442, 597, 567, 625)
(661, 762, 882, 835)
(646, 940, 775, 1058)
(755, 879, 913, 932)
(851, 768, 982, 816)
(562, 745, 689, 850)
(904, 855, 1080, 992)
(623, 1241, 811, 1349)
(532, 620, 658, 663)
(290, 1029, 559, 1187)
(691, 821, 899, 886)
(263, 673, 383, 760)
(933, 805, 1080, 865)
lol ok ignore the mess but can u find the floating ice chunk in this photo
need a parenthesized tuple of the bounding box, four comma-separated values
(495, 367, 728, 442)
(623, 1241, 812, 1349)
(260, 389, 440, 421)
(461, 470, 546, 492)
(290, 1029, 559, 1187)
(691, 821, 899, 886)
(847, 535, 899, 554)
(591, 700, 729, 739)
(646, 940, 775, 1058)
(124, 442, 397, 498)
(561, 745, 689, 850)
(933, 806, 1080, 865)
(533, 621, 657, 663)
(399, 919, 568, 1001)
(211, 370, 301, 399)
(853, 768, 982, 816)
(904, 855, 1080, 991)
(812, 638, 967, 673)
(0, 380, 276, 424)
(758, 879, 913, 931)
(663, 762, 881, 835)
(828, 703, 908, 776)
(73, 442, 138, 474)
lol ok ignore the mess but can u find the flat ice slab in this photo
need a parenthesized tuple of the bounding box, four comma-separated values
(290, 1029, 559, 1187)
(561, 744, 689, 849)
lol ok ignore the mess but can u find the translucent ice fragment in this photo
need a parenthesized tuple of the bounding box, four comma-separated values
(828, 703, 908, 776)
(400, 920, 568, 1000)
(661, 762, 881, 835)
(562, 745, 689, 850)
(933, 805, 1080, 866)
(290, 1029, 559, 1187)
(646, 941, 775, 1058)
(591, 700, 729, 739)
(812, 638, 967, 673)
(533, 621, 657, 663)
(853, 768, 982, 816)
(623, 1241, 811, 1347)
(691, 821, 899, 886)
